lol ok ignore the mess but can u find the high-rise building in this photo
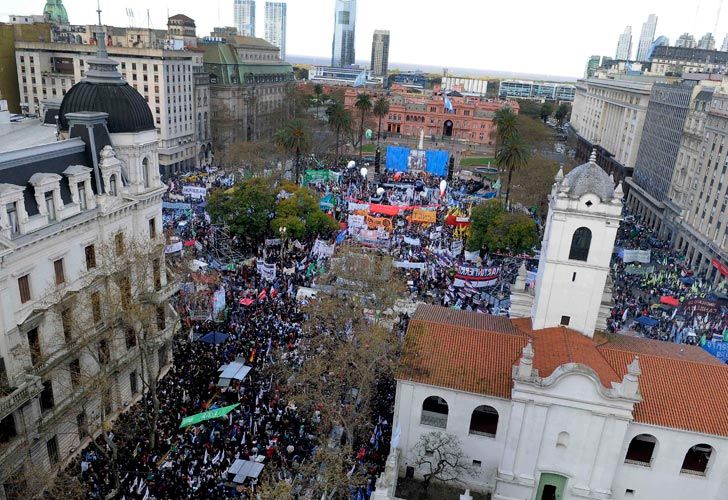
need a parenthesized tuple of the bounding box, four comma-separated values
(676, 32, 697, 48)
(585, 55, 601, 77)
(615, 25, 632, 60)
(636, 14, 657, 61)
(370, 30, 390, 77)
(331, 0, 356, 67)
(645, 35, 669, 60)
(698, 32, 716, 50)
(234, 0, 256, 37)
(722, 33, 728, 51)
(264, 2, 287, 60)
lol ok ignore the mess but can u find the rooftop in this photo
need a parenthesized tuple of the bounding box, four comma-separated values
(398, 305, 728, 438)
(0, 119, 57, 154)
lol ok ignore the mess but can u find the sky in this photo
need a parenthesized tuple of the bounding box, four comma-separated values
(3, 0, 728, 79)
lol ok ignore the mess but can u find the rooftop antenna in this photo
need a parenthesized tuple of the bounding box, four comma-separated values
(125, 8, 136, 29)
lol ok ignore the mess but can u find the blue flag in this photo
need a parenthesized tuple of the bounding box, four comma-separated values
(353, 70, 367, 87)
(444, 94, 454, 112)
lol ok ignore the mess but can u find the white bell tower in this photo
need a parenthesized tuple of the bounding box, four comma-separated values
(531, 151, 623, 337)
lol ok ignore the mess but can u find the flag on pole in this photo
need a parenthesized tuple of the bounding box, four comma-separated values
(444, 94, 454, 112)
(353, 70, 367, 87)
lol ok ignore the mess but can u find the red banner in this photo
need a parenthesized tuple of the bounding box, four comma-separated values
(712, 258, 728, 277)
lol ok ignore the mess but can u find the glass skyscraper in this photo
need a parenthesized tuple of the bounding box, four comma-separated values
(264, 2, 287, 60)
(234, 0, 256, 37)
(332, 0, 356, 67)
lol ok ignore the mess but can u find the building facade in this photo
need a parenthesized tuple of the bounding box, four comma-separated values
(585, 55, 601, 78)
(331, 0, 356, 68)
(370, 30, 390, 77)
(616, 26, 632, 60)
(234, 0, 256, 37)
(649, 45, 728, 76)
(308, 65, 383, 87)
(636, 14, 657, 62)
(698, 33, 716, 51)
(498, 80, 575, 102)
(676, 33, 697, 48)
(0, 38, 177, 497)
(263, 2, 287, 61)
(203, 38, 293, 150)
(570, 77, 653, 182)
(14, 38, 206, 174)
(344, 88, 518, 144)
(442, 76, 488, 97)
(167, 14, 198, 49)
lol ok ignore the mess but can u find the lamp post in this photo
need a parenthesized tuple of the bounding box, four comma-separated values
(279, 226, 287, 264)
(360, 167, 368, 199)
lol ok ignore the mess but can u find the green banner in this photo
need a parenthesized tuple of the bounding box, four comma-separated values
(303, 169, 340, 185)
(179, 403, 240, 428)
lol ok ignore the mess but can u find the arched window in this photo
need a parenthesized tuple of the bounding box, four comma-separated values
(421, 396, 448, 429)
(556, 431, 570, 448)
(142, 158, 150, 188)
(469, 405, 499, 437)
(108, 175, 117, 196)
(624, 434, 657, 466)
(569, 227, 592, 261)
(681, 444, 714, 475)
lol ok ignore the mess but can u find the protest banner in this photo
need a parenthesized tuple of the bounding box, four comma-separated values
(393, 261, 427, 270)
(348, 201, 370, 212)
(453, 265, 500, 287)
(256, 260, 277, 281)
(162, 201, 192, 211)
(365, 215, 393, 233)
(312, 239, 335, 258)
(464, 250, 480, 262)
(411, 208, 437, 224)
(265, 238, 282, 246)
(164, 241, 183, 254)
(451, 240, 464, 256)
(620, 248, 651, 264)
(182, 185, 207, 199)
(179, 403, 240, 428)
(347, 214, 366, 230)
(403, 236, 421, 246)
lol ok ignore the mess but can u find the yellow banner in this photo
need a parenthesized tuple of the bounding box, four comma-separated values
(365, 215, 393, 232)
(412, 208, 437, 224)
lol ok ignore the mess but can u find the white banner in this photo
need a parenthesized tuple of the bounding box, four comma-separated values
(453, 266, 500, 288)
(265, 238, 282, 246)
(348, 202, 370, 212)
(451, 240, 463, 256)
(347, 214, 367, 229)
(312, 239, 335, 258)
(256, 261, 277, 281)
(464, 250, 480, 262)
(393, 261, 427, 270)
(403, 236, 421, 246)
(182, 185, 207, 199)
(164, 241, 183, 254)
(621, 249, 651, 264)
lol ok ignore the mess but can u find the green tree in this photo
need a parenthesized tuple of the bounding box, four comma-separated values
(540, 102, 554, 122)
(372, 96, 390, 144)
(490, 106, 518, 156)
(274, 118, 311, 184)
(467, 200, 506, 252)
(481, 212, 539, 254)
(497, 134, 530, 209)
(326, 100, 352, 167)
(555, 102, 572, 126)
(206, 177, 276, 247)
(354, 93, 373, 158)
(271, 183, 339, 240)
(313, 83, 325, 119)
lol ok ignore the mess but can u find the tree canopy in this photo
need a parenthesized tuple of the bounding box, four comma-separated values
(271, 182, 340, 240)
(467, 201, 539, 254)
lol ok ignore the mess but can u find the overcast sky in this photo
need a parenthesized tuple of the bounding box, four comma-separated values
(4, 0, 728, 78)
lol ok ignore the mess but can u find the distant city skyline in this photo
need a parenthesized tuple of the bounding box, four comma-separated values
(4, 0, 728, 77)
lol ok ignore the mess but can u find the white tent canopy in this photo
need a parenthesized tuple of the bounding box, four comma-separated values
(217, 357, 251, 387)
(227, 459, 264, 484)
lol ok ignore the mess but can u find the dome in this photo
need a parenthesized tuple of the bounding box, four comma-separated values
(59, 81, 155, 133)
(561, 151, 615, 202)
(43, 0, 69, 24)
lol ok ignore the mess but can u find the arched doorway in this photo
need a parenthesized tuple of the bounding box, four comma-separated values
(536, 473, 567, 500)
(443, 120, 453, 137)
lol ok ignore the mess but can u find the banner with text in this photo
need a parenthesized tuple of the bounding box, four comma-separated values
(453, 265, 501, 288)
(182, 185, 207, 200)
(256, 261, 277, 282)
(620, 248, 651, 264)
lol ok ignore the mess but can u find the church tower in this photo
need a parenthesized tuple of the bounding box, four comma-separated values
(530, 151, 623, 337)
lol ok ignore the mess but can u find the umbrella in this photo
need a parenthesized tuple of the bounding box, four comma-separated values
(635, 316, 659, 328)
(200, 331, 229, 344)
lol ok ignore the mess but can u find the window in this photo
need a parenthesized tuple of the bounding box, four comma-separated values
(102, 386, 112, 416)
(53, 259, 65, 285)
(556, 431, 570, 448)
(6, 202, 19, 235)
(18, 275, 31, 303)
(560, 315, 571, 326)
(27, 328, 40, 366)
(0, 357, 8, 388)
(469, 405, 499, 437)
(130, 370, 138, 395)
(572, 272, 577, 282)
(142, 158, 150, 188)
(156, 306, 166, 331)
(569, 227, 592, 261)
(45, 192, 55, 221)
(69, 359, 81, 389)
(125, 327, 137, 349)
(85, 244, 96, 269)
(109, 175, 117, 196)
(46, 435, 59, 465)
(40, 380, 54, 412)
(119, 276, 131, 309)
(421, 396, 449, 428)
(681, 444, 714, 475)
(625, 434, 657, 466)
(91, 292, 101, 323)
(77, 412, 88, 438)
(98, 339, 110, 366)
(153, 259, 161, 291)
(78, 182, 87, 210)
(472, 460, 482, 467)
(115, 233, 125, 255)
(148, 218, 156, 239)
(157, 345, 168, 367)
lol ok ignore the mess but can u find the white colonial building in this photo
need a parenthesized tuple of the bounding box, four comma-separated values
(388, 155, 728, 500)
(0, 32, 177, 497)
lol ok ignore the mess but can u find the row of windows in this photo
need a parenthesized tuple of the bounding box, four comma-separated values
(625, 434, 715, 475)
(420, 396, 500, 437)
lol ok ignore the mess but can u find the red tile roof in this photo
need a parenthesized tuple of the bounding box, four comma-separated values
(398, 305, 728, 437)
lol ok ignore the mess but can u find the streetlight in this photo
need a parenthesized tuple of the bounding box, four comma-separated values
(360, 167, 368, 198)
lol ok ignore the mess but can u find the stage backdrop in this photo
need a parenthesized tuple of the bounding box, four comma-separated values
(386, 146, 449, 176)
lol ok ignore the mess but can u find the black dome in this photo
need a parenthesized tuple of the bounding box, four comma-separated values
(59, 81, 155, 134)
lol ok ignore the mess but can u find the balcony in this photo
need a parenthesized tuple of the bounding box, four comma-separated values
(0, 374, 43, 422)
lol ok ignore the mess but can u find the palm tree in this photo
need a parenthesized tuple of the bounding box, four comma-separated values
(313, 83, 324, 119)
(326, 101, 352, 167)
(354, 93, 373, 158)
(274, 118, 311, 184)
(372, 96, 390, 144)
(496, 134, 530, 209)
(490, 106, 518, 157)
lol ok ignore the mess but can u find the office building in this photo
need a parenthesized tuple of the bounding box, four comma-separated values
(331, 0, 356, 67)
(308, 65, 383, 87)
(167, 14, 198, 49)
(370, 30, 390, 77)
(570, 77, 654, 182)
(234, 0, 256, 37)
(203, 36, 293, 149)
(698, 32, 716, 50)
(498, 80, 576, 102)
(636, 14, 657, 62)
(264, 2, 287, 61)
(649, 45, 728, 75)
(442, 76, 488, 97)
(676, 33, 697, 48)
(616, 25, 632, 60)
(388, 71, 431, 90)
(646, 36, 669, 60)
(0, 30, 176, 495)
(722, 34, 728, 51)
(585, 55, 601, 78)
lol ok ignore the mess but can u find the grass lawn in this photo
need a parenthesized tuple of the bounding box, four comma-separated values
(460, 156, 495, 167)
(361, 143, 378, 153)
